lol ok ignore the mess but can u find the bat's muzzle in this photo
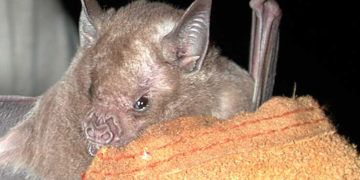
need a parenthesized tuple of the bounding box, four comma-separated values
(83, 111, 122, 146)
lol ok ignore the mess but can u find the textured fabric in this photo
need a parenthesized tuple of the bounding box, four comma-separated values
(83, 96, 360, 179)
(0, 0, 77, 96)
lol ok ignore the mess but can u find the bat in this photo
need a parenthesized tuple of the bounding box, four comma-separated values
(0, 0, 281, 179)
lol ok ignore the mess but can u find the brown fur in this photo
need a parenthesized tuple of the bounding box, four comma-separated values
(0, 0, 253, 179)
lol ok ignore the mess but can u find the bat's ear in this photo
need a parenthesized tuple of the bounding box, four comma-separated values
(79, 0, 103, 48)
(0, 96, 36, 137)
(162, 0, 212, 73)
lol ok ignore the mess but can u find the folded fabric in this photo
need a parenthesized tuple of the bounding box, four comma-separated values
(82, 96, 360, 179)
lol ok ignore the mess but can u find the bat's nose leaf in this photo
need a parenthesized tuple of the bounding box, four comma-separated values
(100, 131, 113, 144)
(85, 114, 122, 145)
(86, 127, 96, 138)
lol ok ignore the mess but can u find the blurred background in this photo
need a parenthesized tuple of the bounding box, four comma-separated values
(0, 0, 77, 96)
(1, 0, 359, 149)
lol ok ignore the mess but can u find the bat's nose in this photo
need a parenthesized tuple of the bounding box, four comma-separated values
(85, 125, 114, 144)
(85, 114, 121, 145)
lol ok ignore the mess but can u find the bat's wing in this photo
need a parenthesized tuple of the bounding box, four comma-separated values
(0, 96, 36, 137)
(249, 0, 282, 110)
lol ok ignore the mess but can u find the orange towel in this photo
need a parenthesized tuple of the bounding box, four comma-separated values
(82, 96, 360, 179)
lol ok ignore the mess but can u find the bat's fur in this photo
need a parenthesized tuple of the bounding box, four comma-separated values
(0, 0, 253, 179)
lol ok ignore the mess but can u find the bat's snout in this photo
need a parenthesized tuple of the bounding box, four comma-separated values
(84, 111, 122, 146)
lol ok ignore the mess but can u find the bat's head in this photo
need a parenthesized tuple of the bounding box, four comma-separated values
(77, 0, 212, 155)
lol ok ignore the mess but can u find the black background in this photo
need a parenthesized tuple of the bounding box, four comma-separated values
(61, 0, 360, 150)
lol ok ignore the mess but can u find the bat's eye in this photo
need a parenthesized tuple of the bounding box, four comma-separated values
(133, 96, 149, 112)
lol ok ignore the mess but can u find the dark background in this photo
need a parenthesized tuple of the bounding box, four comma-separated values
(61, 0, 360, 149)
